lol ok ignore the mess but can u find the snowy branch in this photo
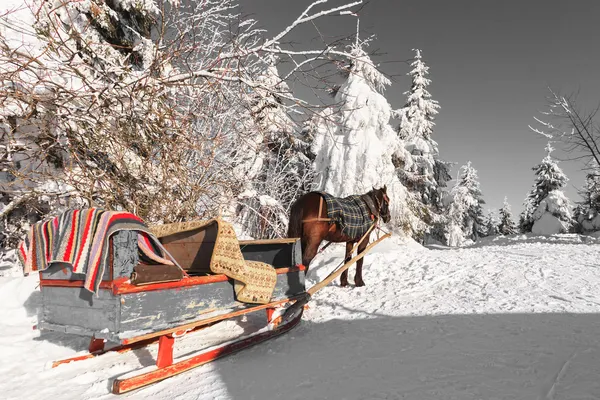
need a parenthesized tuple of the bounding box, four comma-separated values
(529, 88, 600, 173)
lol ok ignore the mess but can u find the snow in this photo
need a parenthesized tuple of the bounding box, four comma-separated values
(532, 213, 567, 236)
(0, 249, 20, 277)
(312, 44, 401, 198)
(3, 234, 600, 398)
(581, 213, 600, 232)
(532, 190, 573, 235)
(1, 0, 41, 53)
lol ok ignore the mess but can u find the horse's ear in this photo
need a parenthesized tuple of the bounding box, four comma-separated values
(383, 185, 387, 193)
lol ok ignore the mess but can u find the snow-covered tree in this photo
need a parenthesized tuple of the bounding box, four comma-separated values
(573, 170, 600, 233)
(235, 57, 314, 238)
(0, 0, 365, 270)
(444, 161, 486, 246)
(1, 0, 184, 253)
(395, 49, 450, 210)
(530, 88, 600, 181)
(484, 209, 500, 236)
(311, 41, 422, 234)
(398, 49, 439, 141)
(498, 197, 517, 235)
(519, 144, 573, 234)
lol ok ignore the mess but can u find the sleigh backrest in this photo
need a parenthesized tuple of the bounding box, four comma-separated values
(158, 223, 218, 276)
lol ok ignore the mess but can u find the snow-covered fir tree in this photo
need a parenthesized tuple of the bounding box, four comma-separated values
(484, 209, 500, 236)
(311, 41, 422, 234)
(498, 197, 517, 235)
(519, 144, 573, 235)
(573, 170, 600, 233)
(444, 161, 486, 246)
(397, 49, 439, 141)
(395, 49, 451, 211)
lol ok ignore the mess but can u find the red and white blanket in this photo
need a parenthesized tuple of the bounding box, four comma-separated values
(18, 209, 174, 294)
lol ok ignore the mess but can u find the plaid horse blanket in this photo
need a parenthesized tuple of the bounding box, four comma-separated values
(18, 209, 173, 294)
(319, 192, 375, 239)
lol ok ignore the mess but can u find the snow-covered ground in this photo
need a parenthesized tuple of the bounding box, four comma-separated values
(2, 234, 600, 399)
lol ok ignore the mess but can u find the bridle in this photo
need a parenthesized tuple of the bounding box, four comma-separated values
(371, 190, 390, 220)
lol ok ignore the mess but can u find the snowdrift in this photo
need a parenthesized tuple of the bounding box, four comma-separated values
(2, 234, 600, 399)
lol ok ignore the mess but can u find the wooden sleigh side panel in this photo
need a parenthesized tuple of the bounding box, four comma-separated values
(37, 230, 306, 343)
(115, 267, 305, 337)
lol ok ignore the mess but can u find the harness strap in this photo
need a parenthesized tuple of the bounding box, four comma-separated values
(302, 195, 332, 223)
(360, 194, 378, 217)
(319, 195, 323, 216)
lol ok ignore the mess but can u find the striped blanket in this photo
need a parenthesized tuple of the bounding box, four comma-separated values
(18, 209, 174, 294)
(319, 192, 375, 239)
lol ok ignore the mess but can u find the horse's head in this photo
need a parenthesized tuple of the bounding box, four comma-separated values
(371, 185, 391, 223)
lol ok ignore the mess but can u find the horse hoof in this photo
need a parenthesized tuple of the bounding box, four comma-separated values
(340, 281, 348, 287)
(355, 281, 365, 287)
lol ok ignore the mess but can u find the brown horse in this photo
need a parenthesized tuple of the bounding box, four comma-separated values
(287, 186, 390, 287)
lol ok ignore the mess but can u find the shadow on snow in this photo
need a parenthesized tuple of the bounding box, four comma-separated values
(129, 311, 600, 400)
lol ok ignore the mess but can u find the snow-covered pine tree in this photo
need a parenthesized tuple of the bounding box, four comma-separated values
(573, 170, 600, 233)
(484, 209, 500, 236)
(311, 41, 422, 234)
(444, 161, 486, 246)
(498, 197, 517, 235)
(395, 49, 451, 211)
(519, 143, 573, 234)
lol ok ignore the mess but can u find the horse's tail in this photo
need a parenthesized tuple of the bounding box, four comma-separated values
(287, 196, 304, 239)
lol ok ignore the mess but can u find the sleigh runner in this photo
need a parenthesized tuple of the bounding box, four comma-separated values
(21, 206, 390, 394)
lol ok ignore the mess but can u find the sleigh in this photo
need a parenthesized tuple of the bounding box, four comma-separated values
(28, 207, 391, 394)
(34, 219, 307, 394)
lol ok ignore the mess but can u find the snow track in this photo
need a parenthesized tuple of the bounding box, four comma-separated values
(2, 234, 600, 399)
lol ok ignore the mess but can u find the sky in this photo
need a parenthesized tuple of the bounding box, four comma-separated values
(239, 0, 600, 215)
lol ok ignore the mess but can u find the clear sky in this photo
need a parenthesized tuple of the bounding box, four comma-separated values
(239, 0, 600, 214)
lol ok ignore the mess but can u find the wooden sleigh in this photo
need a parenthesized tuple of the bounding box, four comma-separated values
(35, 219, 390, 394)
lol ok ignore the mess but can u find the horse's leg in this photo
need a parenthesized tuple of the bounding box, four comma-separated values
(301, 218, 330, 275)
(302, 240, 320, 275)
(340, 241, 354, 287)
(354, 234, 370, 287)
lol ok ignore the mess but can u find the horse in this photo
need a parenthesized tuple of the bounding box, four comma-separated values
(287, 186, 391, 287)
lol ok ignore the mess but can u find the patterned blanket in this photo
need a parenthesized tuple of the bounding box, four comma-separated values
(319, 192, 375, 239)
(18, 209, 173, 294)
(150, 219, 277, 305)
